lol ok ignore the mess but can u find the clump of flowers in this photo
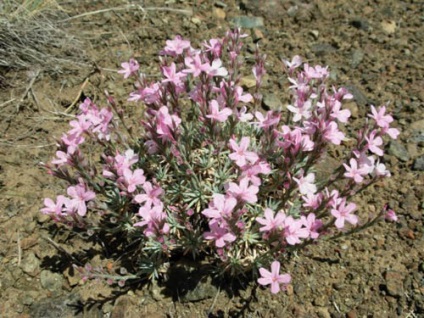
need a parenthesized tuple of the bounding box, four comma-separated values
(41, 29, 399, 294)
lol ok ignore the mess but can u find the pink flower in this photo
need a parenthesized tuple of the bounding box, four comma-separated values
(240, 160, 271, 186)
(205, 59, 228, 77)
(162, 63, 186, 85)
(135, 203, 169, 237)
(382, 126, 400, 139)
(293, 172, 317, 196)
(155, 106, 181, 142)
(234, 86, 253, 104)
(183, 54, 210, 77)
(68, 116, 91, 136)
(330, 100, 351, 123)
(331, 199, 358, 229)
(61, 133, 85, 155)
(41, 195, 69, 216)
(301, 213, 322, 239)
(283, 216, 309, 245)
(343, 158, 368, 183)
(254, 111, 281, 130)
(122, 168, 146, 193)
(283, 55, 302, 72)
(365, 130, 384, 156)
(203, 38, 223, 58)
(51, 151, 70, 166)
(67, 183, 96, 216)
(322, 121, 345, 145)
(302, 193, 322, 210)
(118, 58, 139, 79)
(385, 208, 398, 222)
(203, 222, 236, 248)
(202, 194, 237, 221)
(375, 161, 391, 177)
(256, 208, 285, 232)
(160, 35, 191, 56)
(368, 105, 393, 128)
(287, 100, 312, 122)
(227, 178, 259, 204)
(235, 106, 253, 122)
(304, 64, 328, 79)
(258, 261, 291, 294)
(134, 182, 163, 208)
(228, 137, 259, 167)
(206, 100, 232, 122)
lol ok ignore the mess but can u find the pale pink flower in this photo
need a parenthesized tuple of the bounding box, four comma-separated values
(368, 105, 393, 128)
(205, 59, 228, 77)
(67, 183, 96, 216)
(202, 194, 237, 220)
(203, 38, 223, 58)
(162, 63, 186, 85)
(365, 130, 384, 156)
(258, 261, 291, 294)
(118, 58, 139, 79)
(51, 151, 70, 166)
(227, 178, 259, 204)
(302, 193, 322, 210)
(323, 121, 345, 145)
(41, 195, 69, 216)
(304, 64, 329, 79)
(375, 161, 391, 177)
(135, 203, 169, 237)
(122, 168, 146, 193)
(228, 137, 259, 167)
(283, 55, 302, 72)
(287, 100, 312, 122)
(385, 208, 398, 222)
(235, 106, 253, 122)
(234, 86, 253, 104)
(161, 35, 191, 56)
(301, 213, 322, 239)
(382, 126, 400, 139)
(293, 172, 317, 196)
(256, 208, 286, 232)
(343, 158, 368, 183)
(331, 199, 358, 229)
(134, 182, 163, 208)
(283, 216, 309, 245)
(254, 111, 281, 129)
(203, 222, 236, 248)
(330, 100, 351, 123)
(206, 100, 232, 122)
(183, 54, 210, 77)
(61, 133, 85, 155)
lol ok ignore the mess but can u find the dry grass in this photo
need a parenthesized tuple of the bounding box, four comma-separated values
(0, 0, 88, 73)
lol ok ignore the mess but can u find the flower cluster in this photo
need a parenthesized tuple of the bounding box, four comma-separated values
(41, 29, 399, 294)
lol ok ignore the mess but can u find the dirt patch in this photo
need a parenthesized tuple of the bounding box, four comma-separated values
(0, 0, 423, 317)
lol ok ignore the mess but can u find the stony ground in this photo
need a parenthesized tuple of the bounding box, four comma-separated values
(0, 0, 423, 317)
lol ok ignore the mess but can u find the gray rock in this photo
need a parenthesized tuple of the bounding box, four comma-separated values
(351, 49, 364, 68)
(384, 271, 405, 297)
(180, 276, 218, 302)
(388, 140, 409, 162)
(31, 293, 82, 318)
(310, 43, 337, 56)
(412, 155, 424, 171)
(316, 307, 331, 318)
(350, 18, 371, 31)
(345, 84, 369, 107)
(262, 93, 282, 111)
(40, 270, 63, 294)
(21, 252, 40, 276)
(230, 16, 264, 29)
